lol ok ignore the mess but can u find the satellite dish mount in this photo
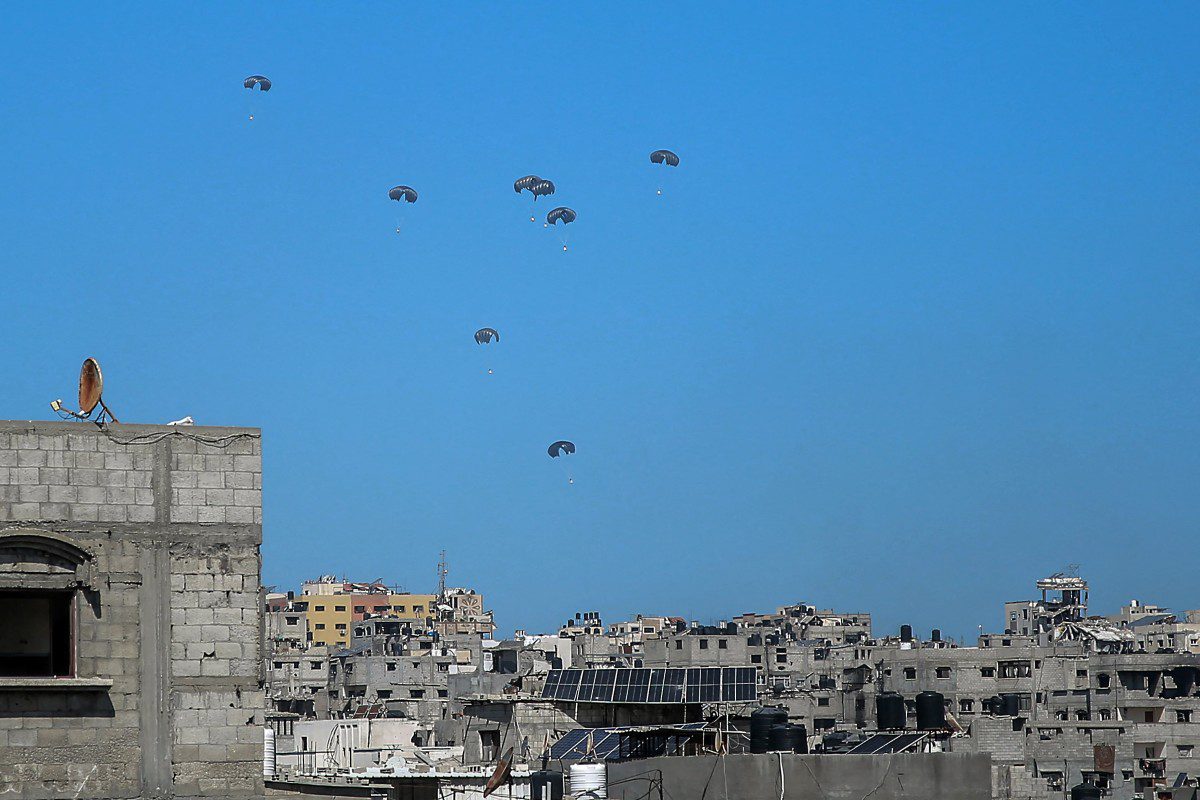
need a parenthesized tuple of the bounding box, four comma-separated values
(51, 358, 120, 425)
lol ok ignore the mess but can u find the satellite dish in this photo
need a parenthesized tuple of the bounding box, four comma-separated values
(79, 358, 103, 414)
(483, 747, 513, 798)
(50, 358, 119, 424)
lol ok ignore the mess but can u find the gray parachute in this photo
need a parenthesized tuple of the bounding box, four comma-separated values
(243, 75, 272, 92)
(514, 175, 540, 194)
(388, 185, 418, 203)
(546, 207, 576, 226)
(515, 176, 555, 199)
(547, 441, 575, 458)
(650, 149, 679, 167)
(474, 328, 499, 345)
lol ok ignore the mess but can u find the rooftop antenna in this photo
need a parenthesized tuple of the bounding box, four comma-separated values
(50, 358, 119, 424)
(437, 550, 448, 601)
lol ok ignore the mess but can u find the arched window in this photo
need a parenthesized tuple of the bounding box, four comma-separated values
(0, 529, 95, 678)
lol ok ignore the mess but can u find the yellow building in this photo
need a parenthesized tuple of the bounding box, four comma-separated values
(385, 593, 438, 626)
(300, 588, 439, 648)
(304, 595, 353, 648)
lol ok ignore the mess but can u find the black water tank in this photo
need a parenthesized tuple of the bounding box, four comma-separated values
(915, 691, 945, 730)
(985, 695, 1003, 715)
(531, 770, 565, 800)
(876, 692, 907, 730)
(790, 724, 809, 754)
(900, 625, 913, 642)
(1000, 693, 1021, 717)
(1070, 782, 1102, 800)
(750, 707, 788, 754)
(769, 724, 792, 752)
(931, 629, 941, 642)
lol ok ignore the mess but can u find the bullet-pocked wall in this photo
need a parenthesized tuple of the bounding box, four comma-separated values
(0, 421, 265, 800)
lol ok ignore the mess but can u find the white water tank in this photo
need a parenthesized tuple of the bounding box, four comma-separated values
(569, 763, 607, 800)
(263, 727, 277, 779)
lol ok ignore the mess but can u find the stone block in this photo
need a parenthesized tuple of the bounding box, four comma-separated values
(17, 449, 48, 467)
(38, 466, 68, 484)
(19, 484, 49, 502)
(127, 505, 155, 523)
(197, 505, 227, 524)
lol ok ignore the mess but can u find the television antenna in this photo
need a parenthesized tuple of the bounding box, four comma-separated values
(50, 358, 120, 424)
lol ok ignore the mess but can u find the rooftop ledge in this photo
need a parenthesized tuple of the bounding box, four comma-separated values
(0, 677, 113, 691)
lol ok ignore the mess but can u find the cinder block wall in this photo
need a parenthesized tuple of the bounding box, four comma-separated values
(0, 421, 265, 800)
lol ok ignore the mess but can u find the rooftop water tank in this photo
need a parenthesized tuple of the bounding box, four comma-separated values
(768, 724, 792, 752)
(915, 691, 946, 730)
(569, 763, 607, 800)
(876, 692, 907, 730)
(750, 707, 788, 754)
(532, 769, 565, 800)
(789, 724, 809, 754)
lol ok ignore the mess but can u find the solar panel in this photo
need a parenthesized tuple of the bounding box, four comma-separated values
(542, 670, 561, 699)
(845, 733, 926, 755)
(543, 667, 758, 704)
(556, 669, 582, 701)
(630, 668, 651, 702)
(549, 724, 713, 761)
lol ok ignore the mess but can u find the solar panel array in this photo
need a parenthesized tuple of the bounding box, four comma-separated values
(541, 667, 757, 703)
(549, 723, 710, 760)
(844, 733, 927, 755)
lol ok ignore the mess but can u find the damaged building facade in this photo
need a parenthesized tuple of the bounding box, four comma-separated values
(0, 420, 265, 800)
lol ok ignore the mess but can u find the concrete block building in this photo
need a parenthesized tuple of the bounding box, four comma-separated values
(0, 420, 265, 800)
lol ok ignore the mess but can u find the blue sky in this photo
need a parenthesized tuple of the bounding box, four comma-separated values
(1, 5, 1197, 641)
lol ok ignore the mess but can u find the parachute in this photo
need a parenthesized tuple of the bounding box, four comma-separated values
(547, 441, 575, 458)
(243, 75, 272, 92)
(388, 186, 418, 203)
(546, 207, 576, 250)
(514, 175, 540, 194)
(650, 149, 679, 167)
(516, 176, 555, 222)
(474, 328, 500, 345)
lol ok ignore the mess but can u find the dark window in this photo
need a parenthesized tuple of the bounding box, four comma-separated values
(1098, 674, 1110, 688)
(936, 667, 951, 678)
(315, 623, 325, 630)
(0, 591, 74, 677)
(699, 640, 709, 650)
(751, 654, 762, 663)
(904, 667, 916, 680)
(438, 689, 448, 698)
(480, 730, 500, 761)
(1178, 711, 1192, 723)
(718, 640, 728, 649)
(410, 689, 425, 699)
(376, 690, 392, 699)
(981, 667, 996, 677)
(335, 605, 346, 612)
(386, 662, 396, 671)
(675, 640, 683, 650)
(817, 697, 829, 706)
(354, 606, 365, 613)
(315, 605, 325, 612)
